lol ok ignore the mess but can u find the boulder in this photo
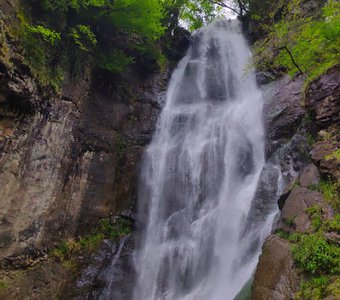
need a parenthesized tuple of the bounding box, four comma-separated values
(311, 134, 340, 180)
(298, 163, 320, 187)
(252, 235, 300, 300)
(278, 187, 324, 233)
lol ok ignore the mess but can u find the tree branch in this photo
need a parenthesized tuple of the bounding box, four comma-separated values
(276, 46, 309, 81)
(209, 0, 241, 16)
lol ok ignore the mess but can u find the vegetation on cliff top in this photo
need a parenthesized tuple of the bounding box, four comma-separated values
(253, 0, 340, 83)
(17, 0, 168, 90)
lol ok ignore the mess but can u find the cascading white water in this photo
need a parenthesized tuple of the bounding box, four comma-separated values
(133, 19, 277, 300)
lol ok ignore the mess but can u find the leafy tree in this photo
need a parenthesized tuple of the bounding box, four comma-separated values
(253, 0, 340, 82)
(106, 0, 165, 40)
(20, 0, 169, 87)
(168, 0, 272, 31)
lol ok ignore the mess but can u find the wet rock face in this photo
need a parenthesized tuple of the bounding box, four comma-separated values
(251, 235, 300, 300)
(0, 57, 169, 263)
(261, 74, 310, 188)
(253, 64, 339, 300)
(305, 65, 340, 132)
(305, 65, 340, 180)
(263, 75, 306, 158)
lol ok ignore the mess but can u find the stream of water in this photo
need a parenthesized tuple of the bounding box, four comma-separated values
(132, 19, 278, 300)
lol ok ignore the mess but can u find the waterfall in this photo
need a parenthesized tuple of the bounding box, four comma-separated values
(133, 19, 277, 300)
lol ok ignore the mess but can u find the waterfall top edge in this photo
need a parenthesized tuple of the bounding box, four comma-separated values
(193, 18, 241, 36)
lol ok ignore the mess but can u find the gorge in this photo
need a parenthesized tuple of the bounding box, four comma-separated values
(0, 1, 339, 299)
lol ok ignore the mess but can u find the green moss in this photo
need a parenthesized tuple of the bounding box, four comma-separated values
(114, 135, 128, 160)
(0, 21, 13, 68)
(325, 149, 340, 162)
(297, 276, 340, 300)
(0, 281, 9, 289)
(318, 180, 340, 211)
(324, 214, 340, 233)
(306, 133, 315, 146)
(325, 277, 340, 299)
(309, 180, 340, 212)
(297, 276, 329, 300)
(284, 216, 296, 227)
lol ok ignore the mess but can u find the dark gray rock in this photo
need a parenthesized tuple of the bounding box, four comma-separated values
(305, 65, 340, 132)
(262, 75, 306, 158)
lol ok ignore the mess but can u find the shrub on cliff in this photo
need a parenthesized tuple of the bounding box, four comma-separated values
(18, 0, 167, 90)
(292, 233, 340, 275)
(253, 0, 340, 82)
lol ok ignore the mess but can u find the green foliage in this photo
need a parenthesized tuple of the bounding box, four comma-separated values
(0, 20, 13, 68)
(40, 0, 70, 12)
(296, 276, 340, 300)
(284, 216, 296, 227)
(0, 281, 8, 290)
(21, 21, 64, 91)
(307, 133, 315, 146)
(108, 0, 165, 40)
(308, 180, 340, 212)
(253, 0, 340, 82)
(28, 25, 61, 45)
(304, 205, 340, 233)
(181, 0, 218, 31)
(19, 0, 168, 89)
(297, 276, 329, 300)
(171, 0, 279, 30)
(293, 203, 340, 299)
(306, 205, 324, 231)
(291, 233, 340, 275)
(79, 232, 105, 252)
(98, 50, 134, 73)
(318, 180, 340, 212)
(274, 229, 290, 239)
(69, 25, 97, 52)
(325, 149, 340, 162)
(52, 216, 132, 262)
(324, 214, 340, 233)
(52, 238, 82, 261)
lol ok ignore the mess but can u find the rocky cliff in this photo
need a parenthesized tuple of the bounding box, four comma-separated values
(252, 56, 339, 300)
(245, 0, 340, 298)
(0, 0, 190, 298)
(0, 0, 338, 299)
